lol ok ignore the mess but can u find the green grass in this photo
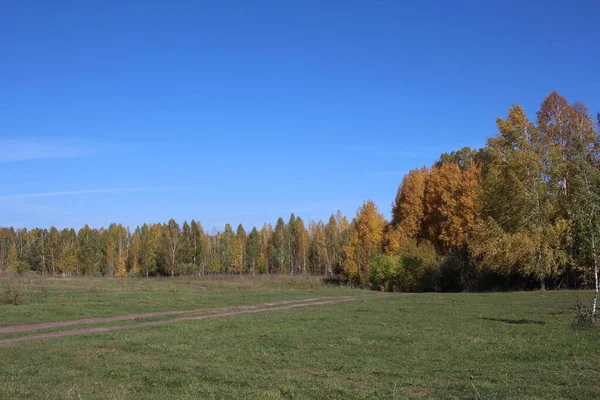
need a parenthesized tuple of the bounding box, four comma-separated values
(0, 275, 354, 326)
(0, 275, 599, 399)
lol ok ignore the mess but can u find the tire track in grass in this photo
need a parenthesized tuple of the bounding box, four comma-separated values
(0, 296, 356, 334)
(0, 297, 358, 347)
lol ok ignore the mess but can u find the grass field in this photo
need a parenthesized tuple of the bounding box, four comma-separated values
(0, 276, 599, 399)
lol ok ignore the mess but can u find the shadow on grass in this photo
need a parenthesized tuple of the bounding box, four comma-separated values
(481, 317, 546, 325)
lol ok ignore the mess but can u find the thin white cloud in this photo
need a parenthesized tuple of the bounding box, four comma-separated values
(347, 145, 451, 159)
(0, 138, 101, 163)
(347, 145, 415, 157)
(0, 187, 170, 200)
(367, 171, 407, 177)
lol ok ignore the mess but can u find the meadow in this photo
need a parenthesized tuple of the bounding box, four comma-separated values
(0, 275, 599, 399)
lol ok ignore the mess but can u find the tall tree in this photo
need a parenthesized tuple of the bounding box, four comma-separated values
(422, 163, 480, 252)
(140, 224, 160, 277)
(77, 225, 103, 275)
(219, 224, 235, 274)
(269, 218, 288, 274)
(128, 227, 141, 275)
(471, 104, 569, 288)
(435, 147, 481, 171)
(566, 107, 600, 320)
(387, 167, 429, 255)
(230, 224, 246, 274)
(59, 229, 78, 275)
(190, 220, 206, 274)
(5, 241, 19, 273)
(390, 167, 429, 236)
(0, 228, 13, 274)
(246, 227, 261, 274)
(258, 223, 273, 273)
(162, 219, 181, 277)
(343, 200, 386, 287)
(294, 217, 310, 274)
(287, 214, 297, 274)
(537, 92, 597, 217)
(46, 227, 61, 275)
(180, 221, 194, 265)
(105, 223, 128, 277)
(309, 220, 328, 275)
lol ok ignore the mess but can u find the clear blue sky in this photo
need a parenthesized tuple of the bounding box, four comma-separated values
(2, 0, 599, 231)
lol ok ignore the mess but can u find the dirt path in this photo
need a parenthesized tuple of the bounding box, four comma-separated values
(0, 297, 357, 347)
(0, 295, 356, 334)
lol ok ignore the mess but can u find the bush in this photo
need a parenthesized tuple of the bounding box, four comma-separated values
(369, 240, 440, 292)
(397, 240, 440, 292)
(439, 254, 464, 292)
(8, 261, 31, 274)
(573, 296, 594, 325)
(2, 283, 24, 305)
(370, 254, 399, 291)
(177, 263, 198, 276)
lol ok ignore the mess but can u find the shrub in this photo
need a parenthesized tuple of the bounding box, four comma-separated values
(177, 263, 198, 276)
(573, 296, 593, 325)
(439, 254, 464, 292)
(2, 283, 24, 305)
(397, 240, 440, 292)
(370, 254, 399, 291)
(8, 261, 31, 274)
(370, 240, 440, 292)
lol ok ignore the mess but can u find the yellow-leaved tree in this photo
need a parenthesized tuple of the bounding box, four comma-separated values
(343, 200, 386, 288)
(386, 167, 430, 255)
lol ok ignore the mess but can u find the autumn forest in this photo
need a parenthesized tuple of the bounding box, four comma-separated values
(1, 91, 599, 296)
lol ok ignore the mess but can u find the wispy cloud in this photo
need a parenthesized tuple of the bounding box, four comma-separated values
(0, 187, 171, 200)
(201, 198, 361, 228)
(347, 145, 415, 157)
(347, 145, 450, 159)
(367, 171, 407, 177)
(0, 138, 102, 163)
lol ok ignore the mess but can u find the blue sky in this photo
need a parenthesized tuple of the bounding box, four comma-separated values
(2, 0, 599, 230)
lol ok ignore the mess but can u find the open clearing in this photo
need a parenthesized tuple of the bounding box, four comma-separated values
(1, 276, 599, 399)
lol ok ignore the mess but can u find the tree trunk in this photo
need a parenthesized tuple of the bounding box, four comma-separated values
(592, 260, 599, 323)
(591, 234, 599, 323)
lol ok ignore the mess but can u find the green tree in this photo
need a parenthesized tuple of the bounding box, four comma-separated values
(0, 229, 13, 274)
(161, 219, 181, 277)
(435, 146, 482, 171)
(129, 227, 141, 275)
(180, 221, 194, 265)
(190, 220, 206, 274)
(219, 224, 235, 274)
(246, 227, 261, 274)
(59, 229, 78, 275)
(105, 223, 128, 277)
(140, 224, 160, 277)
(77, 225, 103, 275)
(309, 220, 328, 275)
(258, 223, 273, 274)
(471, 104, 569, 289)
(288, 214, 297, 274)
(230, 224, 246, 274)
(269, 218, 288, 274)
(568, 112, 600, 321)
(45, 227, 61, 275)
(294, 217, 310, 274)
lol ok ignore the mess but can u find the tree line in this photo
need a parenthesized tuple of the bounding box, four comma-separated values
(1, 92, 599, 306)
(0, 212, 349, 279)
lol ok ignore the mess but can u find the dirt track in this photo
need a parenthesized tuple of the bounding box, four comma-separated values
(0, 296, 357, 347)
(0, 295, 356, 334)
